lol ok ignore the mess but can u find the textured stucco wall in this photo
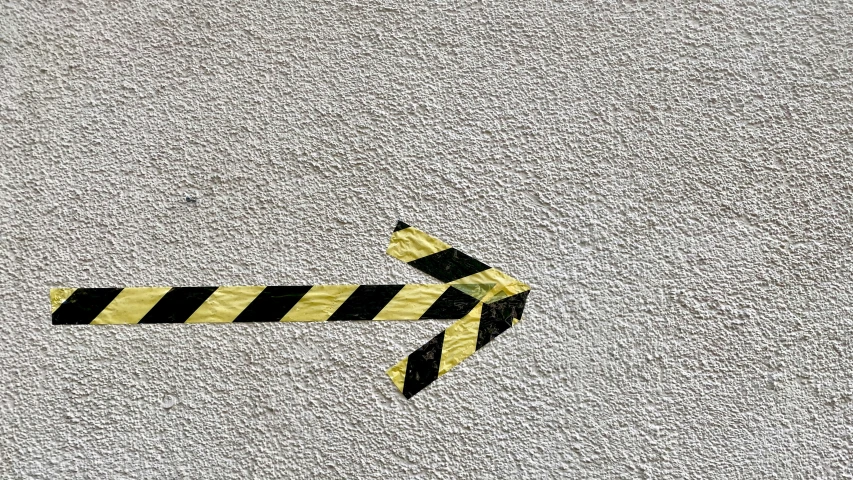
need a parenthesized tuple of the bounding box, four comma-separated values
(2, 1, 852, 478)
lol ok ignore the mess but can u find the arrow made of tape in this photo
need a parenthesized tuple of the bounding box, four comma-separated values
(50, 221, 531, 398)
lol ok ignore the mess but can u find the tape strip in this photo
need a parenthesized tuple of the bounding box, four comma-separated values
(372, 284, 449, 321)
(280, 285, 359, 322)
(387, 291, 529, 399)
(52, 288, 123, 325)
(51, 283, 488, 325)
(386, 223, 451, 263)
(139, 287, 219, 323)
(233, 286, 313, 322)
(327, 285, 405, 321)
(387, 222, 530, 302)
(92, 287, 171, 325)
(185, 286, 266, 324)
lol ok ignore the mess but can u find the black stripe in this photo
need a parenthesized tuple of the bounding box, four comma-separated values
(476, 291, 529, 350)
(138, 287, 218, 323)
(233, 286, 312, 322)
(406, 248, 491, 283)
(402, 331, 445, 399)
(393, 221, 411, 232)
(327, 285, 405, 321)
(419, 286, 480, 320)
(52, 288, 123, 325)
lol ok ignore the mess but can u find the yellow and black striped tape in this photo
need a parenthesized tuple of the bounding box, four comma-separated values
(51, 283, 485, 325)
(50, 221, 531, 398)
(384, 221, 530, 398)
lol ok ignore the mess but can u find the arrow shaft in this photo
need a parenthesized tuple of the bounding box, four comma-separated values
(51, 284, 483, 325)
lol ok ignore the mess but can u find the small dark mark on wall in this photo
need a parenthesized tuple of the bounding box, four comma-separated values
(185, 196, 197, 203)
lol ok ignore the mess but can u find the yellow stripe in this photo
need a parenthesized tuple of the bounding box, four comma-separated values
(373, 284, 450, 321)
(184, 285, 266, 324)
(281, 284, 358, 322)
(438, 303, 482, 375)
(91, 287, 172, 325)
(50, 288, 76, 313)
(386, 226, 451, 263)
(387, 357, 408, 393)
(448, 283, 495, 302)
(452, 268, 530, 303)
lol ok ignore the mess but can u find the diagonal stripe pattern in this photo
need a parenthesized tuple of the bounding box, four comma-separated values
(51, 284, 485, 325)
(385, 221, 531, 398)
(49, 221, 531, 399)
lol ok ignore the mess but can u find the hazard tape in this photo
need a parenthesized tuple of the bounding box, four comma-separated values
(50, 221, 531, 399)
(51, 283, 485, 325)
(385, 222, 530, 398)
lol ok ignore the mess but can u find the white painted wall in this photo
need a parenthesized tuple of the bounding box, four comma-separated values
(3, 1, 852, 478)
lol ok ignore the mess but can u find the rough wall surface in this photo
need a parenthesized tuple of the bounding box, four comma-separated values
(2, 1, 852, 478)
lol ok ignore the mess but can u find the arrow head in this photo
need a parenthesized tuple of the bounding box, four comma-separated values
(386, 222, 532, 398)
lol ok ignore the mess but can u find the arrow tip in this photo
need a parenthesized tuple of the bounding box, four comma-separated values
(393, 220, 411, 232)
